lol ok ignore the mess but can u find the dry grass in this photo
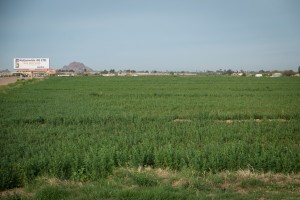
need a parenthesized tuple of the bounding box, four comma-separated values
(0, 187, 34, 198)
(1, 169, 299, 199)
(220, 119, 288, 123)
(45, 177, 85, 187)
(214, 170, 300, 195)
(173, 118, 192, 122)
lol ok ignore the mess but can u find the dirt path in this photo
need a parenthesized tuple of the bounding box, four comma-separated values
(0, 77, 19, 86)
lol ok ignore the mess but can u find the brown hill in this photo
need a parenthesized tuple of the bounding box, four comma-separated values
(61, 62, 94, 72)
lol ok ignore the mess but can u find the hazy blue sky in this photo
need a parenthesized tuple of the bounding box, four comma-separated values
(0, 0, 299, 71)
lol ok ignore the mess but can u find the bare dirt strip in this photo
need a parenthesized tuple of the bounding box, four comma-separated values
(0, 77, 19, 86)
(172, 119, 288, 123)
(221, 119, 288, 123)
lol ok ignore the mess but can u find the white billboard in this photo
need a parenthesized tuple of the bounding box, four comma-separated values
(14, 58, 50, 70)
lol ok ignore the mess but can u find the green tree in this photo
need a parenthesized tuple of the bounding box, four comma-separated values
(298, 66, 300, 73)
(282, 70, 295, 77)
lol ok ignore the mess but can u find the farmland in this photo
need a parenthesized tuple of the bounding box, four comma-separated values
(0, 76, 300, 199)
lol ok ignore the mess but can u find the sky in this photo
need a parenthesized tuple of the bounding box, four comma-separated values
(0, 0, 299, 72)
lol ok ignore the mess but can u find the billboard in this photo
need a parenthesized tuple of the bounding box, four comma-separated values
(14, 58, 50, 70)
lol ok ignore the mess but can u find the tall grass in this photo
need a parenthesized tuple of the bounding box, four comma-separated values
(0, 76, 299, 190)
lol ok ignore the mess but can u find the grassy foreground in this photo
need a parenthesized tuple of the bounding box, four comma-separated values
(1, 168, 300, 200)
(0, 76, 300, 199)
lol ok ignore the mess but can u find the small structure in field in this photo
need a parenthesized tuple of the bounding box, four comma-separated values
(231, 72, 244, 76)
(271, 73, 282, 77)
(255, 74, 263, 77)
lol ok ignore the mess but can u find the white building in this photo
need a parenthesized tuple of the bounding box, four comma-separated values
(271, 73, 282, 77)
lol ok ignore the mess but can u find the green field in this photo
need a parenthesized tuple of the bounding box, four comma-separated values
(1, 76, 300, 199)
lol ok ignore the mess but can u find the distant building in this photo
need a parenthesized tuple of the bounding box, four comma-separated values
(231, 72, 244, 76)
(47, 69, 56, 75)
(271, 73, 282, 78)
(255, 74, 263, 77)
(102, 73, 116, 77)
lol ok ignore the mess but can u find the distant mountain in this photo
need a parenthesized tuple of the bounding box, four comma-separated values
(61, 62, 94, 72)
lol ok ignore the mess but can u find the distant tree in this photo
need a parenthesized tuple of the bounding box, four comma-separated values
(216, 69, 223, 74)
(223, 69, 234, 75)
(282, 70, 296, 77)
(109, 69, 115, 73)
(298, 66, 300, 73)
